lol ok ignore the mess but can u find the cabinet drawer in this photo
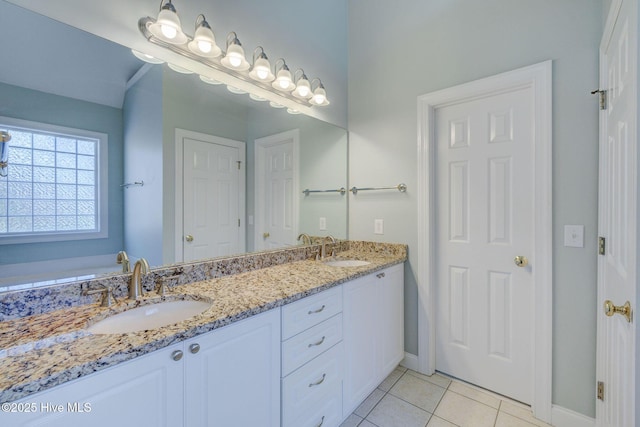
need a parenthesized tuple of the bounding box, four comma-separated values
(282, 313, 343, 376)
(282, 343, 343, 424)
(282, 286, 342, 339)
(283, 382, 342, 427)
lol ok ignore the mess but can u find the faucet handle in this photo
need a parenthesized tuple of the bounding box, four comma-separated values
(84, 285, 117, 307)
(157, 274, 181, 296)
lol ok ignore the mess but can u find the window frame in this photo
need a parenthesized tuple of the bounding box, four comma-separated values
(0, 116, 108, 244)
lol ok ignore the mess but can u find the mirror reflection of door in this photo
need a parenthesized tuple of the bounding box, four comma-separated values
(254, 130, 300, 251)
(180, 130, 245, 262)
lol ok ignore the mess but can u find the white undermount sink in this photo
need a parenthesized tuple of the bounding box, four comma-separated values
(323, 259, 371, 267)
(87, 300, 212, 334)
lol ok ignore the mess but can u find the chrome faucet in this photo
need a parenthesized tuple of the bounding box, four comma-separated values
(321, 235, 336, 259)
(116, 250, 130, 273)
(129, 258, 150, 300)
(297, 233, 311, 245)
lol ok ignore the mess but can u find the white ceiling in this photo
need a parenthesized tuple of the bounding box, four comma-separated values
(0, 0, 143, 108)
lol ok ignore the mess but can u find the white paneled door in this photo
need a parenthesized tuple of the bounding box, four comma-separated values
(596, 0, 637, 425)
(255, 130, 299, 251)
(182, 134, 243, 262)
(435, 87, 534, 404)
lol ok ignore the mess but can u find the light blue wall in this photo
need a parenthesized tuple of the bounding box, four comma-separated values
(123, 66, 163, 266)
(348, 0, 602, 418)
(0, 81, 124, 264)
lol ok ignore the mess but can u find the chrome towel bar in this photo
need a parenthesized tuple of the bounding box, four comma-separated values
(350, 183, 407, 195)
(302, 187, 346, 196)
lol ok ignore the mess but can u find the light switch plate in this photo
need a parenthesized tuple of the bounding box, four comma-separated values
(319, 217, 327, 231)
(564, 225, 584, 248)
(374, 219, 384, 235)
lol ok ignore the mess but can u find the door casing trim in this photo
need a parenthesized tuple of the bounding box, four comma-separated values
(416, 60, 553, 422)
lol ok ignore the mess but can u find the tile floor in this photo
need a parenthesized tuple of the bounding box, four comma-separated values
(340, 366, 553, 427)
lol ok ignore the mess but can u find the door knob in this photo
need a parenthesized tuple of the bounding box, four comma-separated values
(604, 300, 632, 323)
(185, 234, 194, 242)
(514, 255, 528, 268)
(263, 232, 270, 238)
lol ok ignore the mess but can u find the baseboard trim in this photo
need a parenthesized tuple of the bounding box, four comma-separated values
(551, 405, 595, 427)
(401, 352, 419, 372)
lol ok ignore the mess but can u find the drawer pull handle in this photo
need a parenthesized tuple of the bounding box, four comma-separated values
(308, 304, 326, 315)
(308, 373, 326, 387)
(315, 415, 325, 427)
(376, 272, 386, 279)
(308, 336, 326, 348)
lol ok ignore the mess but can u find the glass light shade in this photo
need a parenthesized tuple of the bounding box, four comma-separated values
(131, 49, 164, 64)
(221, 44, 250, 71)
(249, 93, 268, 101)
(269, 101, 286, 108)
(249, 57, 275, 82)
(272, 69, 295, 91)
(286, 108, 301, 115)
(292, 77, 312, 99)
(148, 7, 188, 45)
(310, 86, 330, 106)
(227, 85, 247, 94)
(199, 75, 223, 85)
(167, 63, 193, 74)
(188, 25, 221, 57)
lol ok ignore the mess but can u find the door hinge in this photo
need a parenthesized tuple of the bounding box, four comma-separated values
(591, 89, 607, 110)
(237, 161, 241, 170)
(598, 236, 606, 255)
(597, 381, 604, 401)
(238, 218, 241, 227)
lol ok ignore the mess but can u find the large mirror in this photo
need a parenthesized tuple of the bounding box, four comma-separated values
(0, 0, 348, 291)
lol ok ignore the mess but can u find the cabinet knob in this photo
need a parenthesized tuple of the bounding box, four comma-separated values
(171, 350, 184, 361)
(185, 234, 194, 243)
(376, 272, 386, 279)
(189, 343, 201, 354)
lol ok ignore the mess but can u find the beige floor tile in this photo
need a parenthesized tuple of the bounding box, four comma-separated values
(434, 391, 497, 427)
(448, 381, 500, 409)
(405, 369, 452, 389)
(378, 368, 405, 392)
(499, 401, 551, 427)
(366, 394, 432, 427)
(495, 412, 537, 427)
(396, 365, 408, 373)
(389, 373, 446, 413)
(354, 388, 386, 418)
(340, 413, 364, 427)
(427, 415, 458, 426)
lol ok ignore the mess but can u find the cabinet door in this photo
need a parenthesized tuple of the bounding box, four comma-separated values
(2, 343, 184, 427)
(342, 274, 378, 417)
(184, 309, 281, 427)
(378, 263, 405, 376)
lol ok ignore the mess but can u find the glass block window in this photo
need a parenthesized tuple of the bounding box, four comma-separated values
(0, 118, 108, 244)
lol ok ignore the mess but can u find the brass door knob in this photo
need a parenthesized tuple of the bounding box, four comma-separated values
(604, 300, 632, 323)
(185, 234, 194, 242)
(263, 232, 270, 238)
(514, 255, 528, 268)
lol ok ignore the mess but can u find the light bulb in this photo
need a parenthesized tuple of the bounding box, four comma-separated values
(229, 55, 242, 68)
(197, 40, 212, 53)
(298, 86, 310, 97)
(279, 79, 290, 89)
(313, 93, 326, 104)
(256, 68, 269, 80)
(161, 24, 177, 39)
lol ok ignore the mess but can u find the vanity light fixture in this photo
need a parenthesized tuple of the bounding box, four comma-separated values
(147, 0, 188, 45)
(167, 63, 193, 74)
(249, 47, 275, 82)
(292, 69, 312, 99)
(227, 85, 248, 94)
(221, 32, 250, 71)
(137, 0, 330, 110)
(187, 15, 221, 58)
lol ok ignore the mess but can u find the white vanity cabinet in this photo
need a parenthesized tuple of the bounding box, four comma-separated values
(4, 308, 281, 427)
(281, 286, 344, 427)
(342, 263, 404, 417)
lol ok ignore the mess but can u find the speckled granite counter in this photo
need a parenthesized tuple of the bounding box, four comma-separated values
(0, 242, 406, 403)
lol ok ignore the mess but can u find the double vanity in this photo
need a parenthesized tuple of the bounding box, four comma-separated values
(0, 241, 406, 427)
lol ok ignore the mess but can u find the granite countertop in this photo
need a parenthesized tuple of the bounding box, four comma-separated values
(0, 246, 406, 403)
